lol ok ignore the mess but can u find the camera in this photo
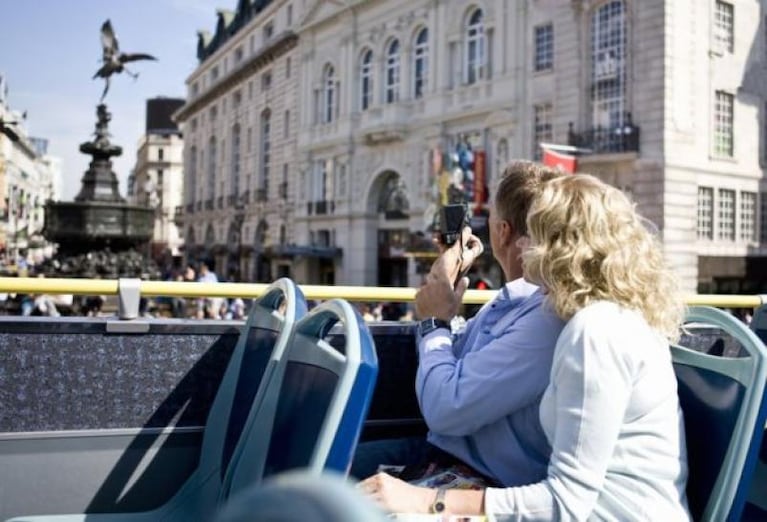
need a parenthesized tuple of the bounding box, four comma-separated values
(439, 204, 470, 247)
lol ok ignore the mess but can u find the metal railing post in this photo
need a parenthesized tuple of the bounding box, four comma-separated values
(117, 278, 141, 320)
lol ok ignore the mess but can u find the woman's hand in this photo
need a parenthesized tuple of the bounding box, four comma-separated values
(358, 472, 434, 514)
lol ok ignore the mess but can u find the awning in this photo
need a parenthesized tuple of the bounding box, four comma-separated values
(267, 244, 343, 259)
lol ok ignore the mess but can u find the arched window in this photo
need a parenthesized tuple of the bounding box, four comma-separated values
(465, 9, 485, 84)
(385, 39, 400, 104)
(260, 109, 271, 196)
(322, 65, 336, 123)
(590, 0, 626, 129)
(207, 136, 216, 201)
(231, 124, 241, 196)
(412, 28, 429, 99)
(360, 49, 373, 110)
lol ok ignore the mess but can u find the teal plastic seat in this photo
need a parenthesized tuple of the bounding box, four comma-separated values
(674, 306, 767, 522)
(8, 278, 307, 522)
(222, 298, 379, 500)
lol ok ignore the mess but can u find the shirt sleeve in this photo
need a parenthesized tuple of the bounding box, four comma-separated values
(484, 311, 636, 520)
(415, 307, 562, 437)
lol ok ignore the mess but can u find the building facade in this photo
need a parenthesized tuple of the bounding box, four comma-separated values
(0, 74, 59, 267)
(129, 98, 186, 264)
(179, 0, 767, 293)
(175, 0, 302, 282)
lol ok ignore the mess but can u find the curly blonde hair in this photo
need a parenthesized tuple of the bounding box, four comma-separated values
(521, 174, 684, 341)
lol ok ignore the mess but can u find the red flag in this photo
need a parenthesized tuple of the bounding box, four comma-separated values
(542, 148, 577, 174)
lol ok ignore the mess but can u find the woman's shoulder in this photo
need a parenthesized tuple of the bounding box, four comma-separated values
(562, 301, 656, 345)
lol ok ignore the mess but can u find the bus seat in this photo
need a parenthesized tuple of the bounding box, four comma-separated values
(674, 306, 767, 522)
(223, 298, 379, 500)
(7, 278, 307, 522)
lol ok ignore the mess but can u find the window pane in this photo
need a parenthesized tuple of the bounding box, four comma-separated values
(714, 91, 734, 157)
(534, 24, 554, 71)
(697, 187, 713, 240)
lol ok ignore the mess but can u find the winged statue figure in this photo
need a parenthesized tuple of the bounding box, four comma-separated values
(93, 19, 157, 102)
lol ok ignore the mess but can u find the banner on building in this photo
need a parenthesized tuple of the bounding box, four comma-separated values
(473, 150, 486, 213)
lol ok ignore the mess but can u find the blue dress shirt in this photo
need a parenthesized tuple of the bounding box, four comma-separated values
(416, 278, 565, 486)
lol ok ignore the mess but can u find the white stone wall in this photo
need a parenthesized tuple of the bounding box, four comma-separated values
(178, 0, 304, 280)
(179, 0, 767, 291)
(132, 133, 185, 256)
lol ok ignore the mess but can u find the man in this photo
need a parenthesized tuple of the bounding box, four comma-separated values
(352, 161, 565, 487)
(196, 259, 223, 319)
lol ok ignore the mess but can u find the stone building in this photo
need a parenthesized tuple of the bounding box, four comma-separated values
(178, 0, 767, 293)
(129, 98, 185, 264)
(175, 0, 301, 282)
(0, 74, 59, 266)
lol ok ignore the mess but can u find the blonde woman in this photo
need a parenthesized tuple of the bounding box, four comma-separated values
(361, 174, 691, 521)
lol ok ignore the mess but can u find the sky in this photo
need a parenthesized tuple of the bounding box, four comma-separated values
(2, 0, 217, 200)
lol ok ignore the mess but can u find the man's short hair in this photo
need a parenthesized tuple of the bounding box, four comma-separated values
(494, 161, 563, 236)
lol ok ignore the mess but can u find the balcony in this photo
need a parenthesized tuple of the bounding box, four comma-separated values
(359, 104, 409, 145)
(309, 200, 334, 215)
(568, 114, 640, 154)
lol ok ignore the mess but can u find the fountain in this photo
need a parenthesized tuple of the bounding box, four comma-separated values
(44, 104, 153, 258)
(40, 20, 156, 278)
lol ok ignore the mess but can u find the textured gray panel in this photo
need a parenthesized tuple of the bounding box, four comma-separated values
(0, 328, 238, 432)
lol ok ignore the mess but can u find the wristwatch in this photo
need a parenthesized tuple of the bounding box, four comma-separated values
(418, 317, 451, 336)
(430, 487, 447, 514)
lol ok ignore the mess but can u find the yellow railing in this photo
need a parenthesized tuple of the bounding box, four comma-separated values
(0, 276, 764, 308)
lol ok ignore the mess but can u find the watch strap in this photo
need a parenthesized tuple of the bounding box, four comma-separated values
(430, 486, 447, 514)
(418, 317, 451, 336)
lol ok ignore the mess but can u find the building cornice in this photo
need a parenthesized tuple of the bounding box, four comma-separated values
(175, 31, 298, 122)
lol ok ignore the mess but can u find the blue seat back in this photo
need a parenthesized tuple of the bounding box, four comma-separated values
(674, 306, 767, 522)
(224, 298, 378, 499)
(202, 278, 306, 490)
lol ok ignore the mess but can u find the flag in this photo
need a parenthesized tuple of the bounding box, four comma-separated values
(542, 147, 577, 174)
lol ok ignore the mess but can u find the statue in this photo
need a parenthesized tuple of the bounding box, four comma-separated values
(93, 19, 157, 102)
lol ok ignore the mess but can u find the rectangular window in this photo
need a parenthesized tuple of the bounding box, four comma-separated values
(713, 91, 734, 157)
(262, 71, 272, 91)
(533, 103, 553, 160)
(697, 187, 714, 240)
(718, 188, 736, 240)
(740, 191, 757, 242)
(534, 24, 554, 71)
(286, 57, 291, 78)
(761, 193, 767, 243)
(158, 148, 164, 161)
(263, 22, 274, 42)
(284, 110, 290, 138)
(287, 4, 293, 26)
(714, 1, 734, 53)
